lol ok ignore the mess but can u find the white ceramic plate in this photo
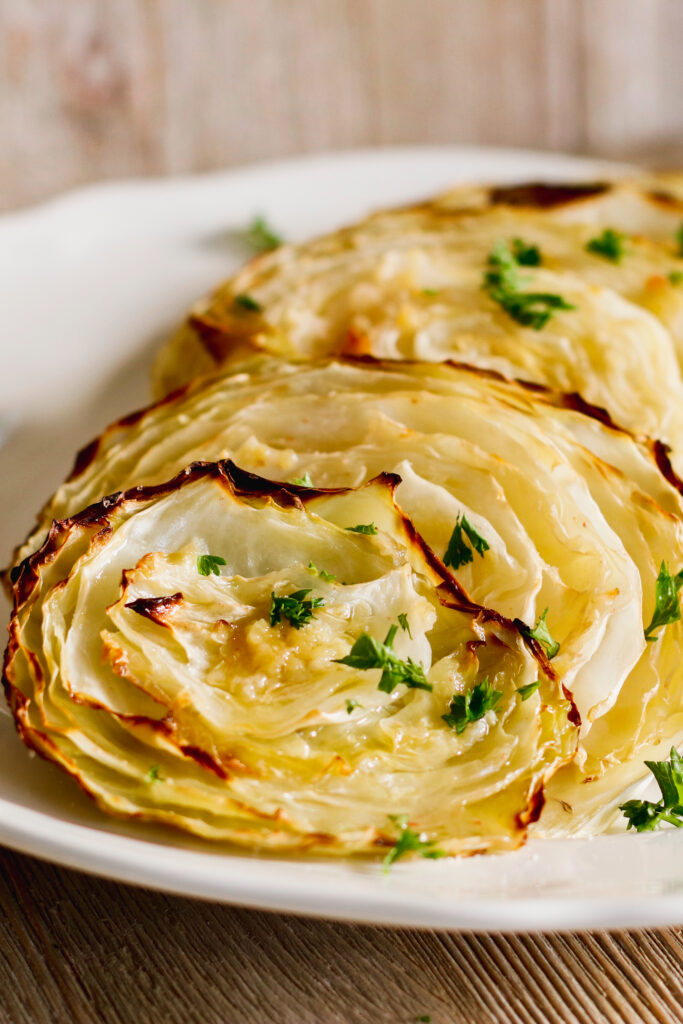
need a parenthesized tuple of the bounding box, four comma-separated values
(3, 144, 681, 934)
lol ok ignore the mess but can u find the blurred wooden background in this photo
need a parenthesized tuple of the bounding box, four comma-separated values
(1, 0, 683, 212)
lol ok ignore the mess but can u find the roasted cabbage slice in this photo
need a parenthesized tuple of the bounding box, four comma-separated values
(153, 179, 683, 469)
(11, 357, 683, 835)
(4, 463, 576, 854)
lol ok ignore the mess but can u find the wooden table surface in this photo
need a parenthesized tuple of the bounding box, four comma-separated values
(2, 1, 683, 1021)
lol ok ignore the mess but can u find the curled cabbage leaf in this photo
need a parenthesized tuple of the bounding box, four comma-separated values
(11, 357, 683, 835)
(153, 179, 683, 470)
(4, 463, 576, 854)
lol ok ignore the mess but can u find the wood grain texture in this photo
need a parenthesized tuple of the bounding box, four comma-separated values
(1, 0, 683, 212)
(0, 846, 682, 1024)
(2, 3, 683, 1022)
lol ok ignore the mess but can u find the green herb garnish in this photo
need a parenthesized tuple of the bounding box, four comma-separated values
(307, 561, 336, 583)
(422, 288, 439, 296)
(443, 513, 489, 570)
(382, 815, 446, 871)
(269, 589, 323, 629)
(525, 607, 560, 659)
(346, 523, 378, 535)
(398, 612, 412, 638)
(197, 554, 227, 577)
(511, 238, 541, 266)
(291, 471, 313, 487)
(335, 624, 432, 694)
(644, 561, 683, 642)
(345, 699, 360, 714)
(676, 224, 683, 258)
(234, 293, 263, 312)
(586, 228, 625, 263)
(620, 747, 683, 832)
(146, 765, 163, 783)
(517, 680, 541, 702)
(246, 215, 283, 252)
(483, 242, 574, 330)
(669, 271, 683, 286)
(442, 677, 503, 734)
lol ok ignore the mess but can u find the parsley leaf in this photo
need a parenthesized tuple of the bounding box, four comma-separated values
(335, 624, 432, 693)
(382, 814, 446, 871)
(146, 765, 163, 783)
(677, 223, 683, 258)
(346, 523, 378, 535)
(644, 561, 683, 642)
(197, 554, 227, 577)
(269, 589, 323, 629)
(512, 237, 541, 266)
(498, 290, 574, 330)
(517, 680, 541, 702)
(233, 293, 263, 312)
(442, 677, 503, 734)
(484, 240, 520, 292)
(398, 612, 412, 638)
(416, 1017, 432, 1024)
(586, 228, 625, 263)
(525, 607, 560, 659)
(290, 471, 313, 487)
(620, 747, 683, 831)
(307, 561, 336, 583)
(245, 215, 283, 252)
(669, 270, 683, 287)
(483, 242, 574, 330)
(345, 698, 360, 714)
(422, 288, 439, 296)
(443, 513, 490, 570)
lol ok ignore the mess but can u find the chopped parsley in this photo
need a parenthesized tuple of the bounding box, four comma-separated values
(197, 554, 227, 577)
(517, 680, 541, 702)
(291, 471, 313, 487)
(442, 677, 503, 734)
(269, 589, 323, 629)
(669, 270, 683, 286)
(245, 215, 283, 252)
(146, 765, 163, 783)
(644, 561, 683, 642)
(443, 513, 489, 570)
(397, 612, 412, 638)
(483, 242, 574, 330)
(511, 237, 541, 266)
(307, 561, 336, 583)
(345, 698, 360, 714)
(382, 815, 446, 871)
(620, 748, 683, 832)
(416, 1017, 432, 1023)
(346, 523, 378, 535)
(585, 228, 625, 263)
(422, 288, 439, 296)
(677, 223, 683, 258)
(234, 293, 263, 312)
(526, 607, 560, 659)
(335, 624, 432, 694)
